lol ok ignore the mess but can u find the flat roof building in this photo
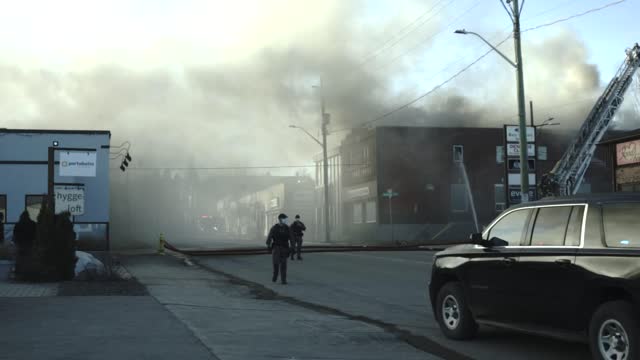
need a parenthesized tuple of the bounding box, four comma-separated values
(0, 129, 111, 250)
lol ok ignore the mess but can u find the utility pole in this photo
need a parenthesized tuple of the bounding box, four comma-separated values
(319, 81, 331, 243)
(530, 100, 534, 127)
(511, 0, 530, 202)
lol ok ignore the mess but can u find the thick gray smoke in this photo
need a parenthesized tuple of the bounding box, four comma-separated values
(1, 1, 634, 248)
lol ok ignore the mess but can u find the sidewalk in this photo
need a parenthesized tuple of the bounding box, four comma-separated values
(0, 260, 217, 360)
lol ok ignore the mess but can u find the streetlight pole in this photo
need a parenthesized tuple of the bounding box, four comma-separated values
(455, 0, 530, 202)
(289, 80, 331, 243)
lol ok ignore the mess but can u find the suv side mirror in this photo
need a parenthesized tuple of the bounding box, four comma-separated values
(469, 233, 484, 244)
(488, 237, 509, 247)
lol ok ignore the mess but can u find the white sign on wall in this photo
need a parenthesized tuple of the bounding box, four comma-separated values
(59, 151, 97, 177)
(506, 143, 536, 157)
(506, 126, 535, 143)
(54, 186, 85, 215)
(507, 173, 537, 186)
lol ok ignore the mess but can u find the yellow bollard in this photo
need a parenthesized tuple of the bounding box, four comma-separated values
(158, 233, 165, 255)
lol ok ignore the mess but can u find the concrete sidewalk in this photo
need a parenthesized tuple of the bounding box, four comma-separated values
(0, 286, 217, 360)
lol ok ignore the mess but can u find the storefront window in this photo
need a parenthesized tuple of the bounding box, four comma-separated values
(26, 195, 45, 221)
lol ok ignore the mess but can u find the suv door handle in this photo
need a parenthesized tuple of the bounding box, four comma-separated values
(502, 257, 517, 265)
(555, 259, 571, 265)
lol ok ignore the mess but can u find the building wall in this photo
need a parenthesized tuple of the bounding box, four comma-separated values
(0, 130, 111, 250)
(0, 131, 111, 223)
(338, 126, 613, 244)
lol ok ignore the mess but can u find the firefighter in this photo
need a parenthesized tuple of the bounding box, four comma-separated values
(266, 213, 293, 284)
(290, 214, 306, 260)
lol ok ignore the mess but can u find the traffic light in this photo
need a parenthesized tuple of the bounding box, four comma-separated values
(120, 152, 132, 172)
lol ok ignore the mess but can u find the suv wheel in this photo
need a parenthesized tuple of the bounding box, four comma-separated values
(590, 301, 638, 360)
(435, 282, 478, 340)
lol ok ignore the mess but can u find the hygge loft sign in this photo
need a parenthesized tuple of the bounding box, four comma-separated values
(59, 151, 97, 177)
(616, 139, 640, 166)
(505, 125, 536, 143)
(54, 186, 85, 216)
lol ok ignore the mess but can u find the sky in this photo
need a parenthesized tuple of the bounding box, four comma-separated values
(0, 0, 638, 173)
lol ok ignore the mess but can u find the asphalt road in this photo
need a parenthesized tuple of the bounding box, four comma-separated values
(196, 251, 591, 360)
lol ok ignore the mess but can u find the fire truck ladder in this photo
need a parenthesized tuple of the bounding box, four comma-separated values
(540, 43, 640, 197)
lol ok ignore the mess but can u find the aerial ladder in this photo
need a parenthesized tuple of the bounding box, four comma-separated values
(539, 43, 640, 197)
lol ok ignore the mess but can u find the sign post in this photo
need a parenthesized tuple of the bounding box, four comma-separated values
(47, 147, 97, 220)
(504, 125, 537, 206)
(382, 189, 399, 244)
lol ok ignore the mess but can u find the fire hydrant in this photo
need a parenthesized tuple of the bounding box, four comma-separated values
(158, 233, 165, 255)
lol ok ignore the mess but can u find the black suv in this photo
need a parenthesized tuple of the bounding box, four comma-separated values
(429, 193, 640, 360)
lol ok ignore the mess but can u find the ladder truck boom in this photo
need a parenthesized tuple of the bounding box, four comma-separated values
(539, 43, 640, 198)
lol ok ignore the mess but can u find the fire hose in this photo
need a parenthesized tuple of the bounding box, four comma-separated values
(161, 239, 450, 257)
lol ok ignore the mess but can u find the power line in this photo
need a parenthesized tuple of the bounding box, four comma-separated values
(361, 0, 455, 65)
(526, 0, 576, 21)
(361, 0, 628, 129)
(363, 35, 512, 127)
(110, 164, 372, 171)
(376, 0, 482, 70)
(522, 0, 627, 32)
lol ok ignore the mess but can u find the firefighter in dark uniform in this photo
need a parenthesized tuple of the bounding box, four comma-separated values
(290, 214, 306, 260)
(266, 213, 294, 284)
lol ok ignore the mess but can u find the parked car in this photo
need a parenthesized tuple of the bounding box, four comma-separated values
(429, 193, 640, 360)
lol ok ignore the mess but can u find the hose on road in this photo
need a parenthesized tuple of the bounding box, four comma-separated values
(163, 240, 451, 257)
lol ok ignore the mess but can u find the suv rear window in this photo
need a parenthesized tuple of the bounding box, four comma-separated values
(602, 203, 640, 248)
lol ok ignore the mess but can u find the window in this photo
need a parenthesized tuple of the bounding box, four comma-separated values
(584, 205, 603, 246)
(353, 202, 363, 224)
(365, 200, 376, 223)
(529, 206, 573, 246)
(453, 145, 464, 163)
(26, 195, 45, 221)
(603, 203, 640, 247)
(494, 184, 506, 212)
(0, 195, 6, 223)
(450, 184, 468, 212)
(487, 209, 530, 246)
(565, 206, 585, 246)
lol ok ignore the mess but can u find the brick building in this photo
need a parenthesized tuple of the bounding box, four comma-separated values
(314, 126, 614, 244)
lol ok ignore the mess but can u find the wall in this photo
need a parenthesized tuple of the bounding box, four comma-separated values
(0, 130, 111, 250)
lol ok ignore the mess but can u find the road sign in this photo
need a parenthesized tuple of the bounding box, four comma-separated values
(508, 187, 537, 204)
(54, 186, 85, 215)
(508, 159, 536, 172)
(382, 189, 399, 198)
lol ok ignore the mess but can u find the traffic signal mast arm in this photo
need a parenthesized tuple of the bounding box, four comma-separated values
(540, 43, 640, 197)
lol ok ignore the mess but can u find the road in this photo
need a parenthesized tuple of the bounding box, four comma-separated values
(195, 251, 591, 360)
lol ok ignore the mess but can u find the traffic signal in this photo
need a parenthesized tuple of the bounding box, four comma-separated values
(120, 152, 132, 172)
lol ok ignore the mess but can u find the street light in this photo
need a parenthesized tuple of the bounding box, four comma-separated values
(290, 84, 332, 244)
(537, 117, 560, 128)
(455, 0, 529, 202)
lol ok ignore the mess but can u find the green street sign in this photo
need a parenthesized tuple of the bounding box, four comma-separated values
(382, 190, 399, 198)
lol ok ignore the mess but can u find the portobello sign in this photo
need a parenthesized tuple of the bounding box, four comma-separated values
(59, 151, 97, 177)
